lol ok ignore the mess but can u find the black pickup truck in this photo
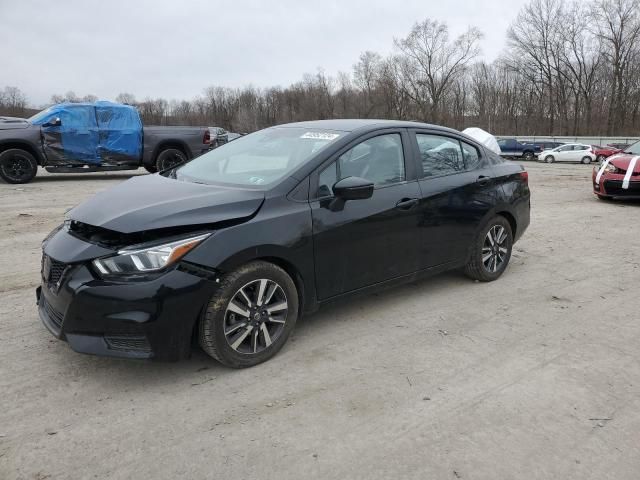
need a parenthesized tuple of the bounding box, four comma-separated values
(0, 101, 211, 183)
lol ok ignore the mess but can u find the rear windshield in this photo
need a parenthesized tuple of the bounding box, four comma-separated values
(175, 127, 344, 187)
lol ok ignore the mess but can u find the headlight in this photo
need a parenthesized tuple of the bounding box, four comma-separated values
(604, 163, 620, 174)
(92, 233, 210, 275)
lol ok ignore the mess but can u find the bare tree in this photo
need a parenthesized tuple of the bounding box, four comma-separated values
(0, 86, 28, 116)
(590, 0, 640, 134)
(115, 92, 137, 105)
(395, 19, 482, 123)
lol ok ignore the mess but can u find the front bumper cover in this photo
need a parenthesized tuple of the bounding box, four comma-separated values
(38, 239, 219, 361)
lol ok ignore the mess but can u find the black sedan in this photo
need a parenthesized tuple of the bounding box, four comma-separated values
(38, 120, 530, 367)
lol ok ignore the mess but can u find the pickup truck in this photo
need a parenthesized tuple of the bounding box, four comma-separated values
(496, 138, 542, 160)
(0, 101, 211, 184)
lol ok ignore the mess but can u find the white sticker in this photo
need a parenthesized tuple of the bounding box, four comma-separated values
(622, 156, 640, 189)
(301, 132, 340, 141)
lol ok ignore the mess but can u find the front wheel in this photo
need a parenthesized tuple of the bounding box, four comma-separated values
(596, 154, 606, 162)
(464, 217, 513, 282)
(0, 149, 38, 184)
(199, 261, 299, 368)
(581, 156, 592, 164)
(545, 155, 555, 163)
(155, 148, 187, 171)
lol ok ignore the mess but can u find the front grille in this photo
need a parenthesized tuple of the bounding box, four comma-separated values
(42, 254, 68, 291)
(40, 296, 64, 329)
(104, 334, 152, 354)
(48, 258, 66, 285)
(604, 180, 640, 196)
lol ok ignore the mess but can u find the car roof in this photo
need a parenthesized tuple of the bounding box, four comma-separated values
(271, 119, 461, 135)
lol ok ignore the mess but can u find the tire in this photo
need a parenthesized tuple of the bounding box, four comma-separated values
(155, 148, 187, 171)
(581, 156, 592, 164)
(199, 261, 299, 368)
(143, 164, 157, 174)
(596, 154, 606, 162)
(545, 155, 555, 163)
(464, 216, 513, 282)
(0, 148, 38, 184)
(523, 151, 534, 161)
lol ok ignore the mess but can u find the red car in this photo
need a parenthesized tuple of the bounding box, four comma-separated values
(592, 145, 621, 162)
(593, 141, 640, 199)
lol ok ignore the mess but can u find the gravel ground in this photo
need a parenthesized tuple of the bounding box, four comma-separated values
(1, 163, 639, 480)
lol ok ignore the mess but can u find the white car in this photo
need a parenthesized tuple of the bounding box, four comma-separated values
(538, 144, 596, 164)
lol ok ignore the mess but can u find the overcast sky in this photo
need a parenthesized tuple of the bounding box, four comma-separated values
(0, 0, 529, 107)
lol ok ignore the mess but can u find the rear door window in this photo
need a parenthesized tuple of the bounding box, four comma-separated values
(416, 134, 464, 177)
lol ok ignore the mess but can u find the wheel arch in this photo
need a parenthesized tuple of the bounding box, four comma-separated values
(495, 210, 517, 239)
(151, 140, 191, 164)
(0, 140, 45, 165)
(210, 246, 317, 316)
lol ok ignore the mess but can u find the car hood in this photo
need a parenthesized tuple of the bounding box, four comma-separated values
(0, 116, 31, 130)
(609, 154, 640, 173)
(68, 174, 265, 234)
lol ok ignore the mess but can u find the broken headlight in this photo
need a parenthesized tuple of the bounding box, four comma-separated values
(604, 163, 622, 174)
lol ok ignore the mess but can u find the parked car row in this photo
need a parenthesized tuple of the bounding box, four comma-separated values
(497, 137, 637, 164)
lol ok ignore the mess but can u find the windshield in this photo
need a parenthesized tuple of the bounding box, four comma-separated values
(624, 140, 640, 155)
(28, 107, 54, 125)
(175, 127, 344, 187)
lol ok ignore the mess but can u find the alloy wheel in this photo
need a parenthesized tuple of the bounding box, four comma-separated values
(224, 279, 288, 354)
(482, 225, 509, 273)
(1, 153, 32, 182)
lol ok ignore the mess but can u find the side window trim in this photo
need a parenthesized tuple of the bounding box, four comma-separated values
(459, 139, 482, 171)
(410, 129, 487, 178)
(410, 130, 464, 179)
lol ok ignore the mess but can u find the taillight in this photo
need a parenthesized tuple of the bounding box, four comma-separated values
(203, 130, 211, 144)
(519, 171, 529, 184)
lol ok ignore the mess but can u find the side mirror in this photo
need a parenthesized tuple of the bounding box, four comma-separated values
(333, 176, 374, 201)
(44, 117, 61, 127)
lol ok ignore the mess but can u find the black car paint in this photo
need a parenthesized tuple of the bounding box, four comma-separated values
(39, 120, 530, 361)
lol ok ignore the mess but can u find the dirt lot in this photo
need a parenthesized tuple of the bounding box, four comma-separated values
(1, 162, 639, 480)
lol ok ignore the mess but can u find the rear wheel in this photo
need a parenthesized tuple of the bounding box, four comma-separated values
(464, 216, 513, 282)
(0, 149, 38, 184)
(523, 151, 535, 161)
(155, 148, 187, 171)
(581, 156, 592, 164)
(199, 261, 299, 368)
(545, 155, 555, 163)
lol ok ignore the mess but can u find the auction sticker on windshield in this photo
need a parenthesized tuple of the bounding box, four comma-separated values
(300, 132, 341, 140)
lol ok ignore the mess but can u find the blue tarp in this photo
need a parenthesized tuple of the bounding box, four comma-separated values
(31, 102, 142, 165)
(95, 101, 143, 163)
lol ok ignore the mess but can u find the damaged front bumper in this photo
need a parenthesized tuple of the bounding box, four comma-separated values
(37, 228, 219, 361)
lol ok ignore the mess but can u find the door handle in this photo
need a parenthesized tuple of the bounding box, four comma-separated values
(476, 175, 491, 186)
(395, 198, 419, 210)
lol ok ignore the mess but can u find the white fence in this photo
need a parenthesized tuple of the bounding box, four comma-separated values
(497, 135, 639, 146)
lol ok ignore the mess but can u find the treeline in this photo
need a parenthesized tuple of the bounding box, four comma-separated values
(2, 0, 640, 136)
